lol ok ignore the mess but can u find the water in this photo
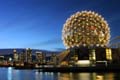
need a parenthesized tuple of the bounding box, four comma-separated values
(0, 67, 120, 80)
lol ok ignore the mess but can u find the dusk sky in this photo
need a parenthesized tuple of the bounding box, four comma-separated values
(0, 0, 120, 51)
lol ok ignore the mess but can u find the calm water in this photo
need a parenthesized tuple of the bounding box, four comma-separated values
(0, 67, 120, 80)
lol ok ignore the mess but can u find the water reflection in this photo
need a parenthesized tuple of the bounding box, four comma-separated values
(35, 71, 42, 80)
(35, 71, 58, 80)
(8, 67, 12, 80)
(58, 72, 92, 80)
(0, 67, 118, 80)
(57, 72, 115, 80)
(13, 69, 20, 80)
(96, 73, 114, 80)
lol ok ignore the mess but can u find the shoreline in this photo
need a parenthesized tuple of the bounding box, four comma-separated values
(1, 64, 120, 72)
(13, 66, 120, 72)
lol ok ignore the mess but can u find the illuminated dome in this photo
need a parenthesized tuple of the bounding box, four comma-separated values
(62, 11, 110, 48)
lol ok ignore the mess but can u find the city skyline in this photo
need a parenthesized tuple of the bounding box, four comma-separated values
(0, 0, 120, 51)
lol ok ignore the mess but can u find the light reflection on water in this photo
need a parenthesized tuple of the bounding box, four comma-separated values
(0, 67, 119, 80)
(8, 67, 12, 80)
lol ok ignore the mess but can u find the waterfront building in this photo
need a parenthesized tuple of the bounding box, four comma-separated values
(50, 53, 58, 65)
(13, 49, 18, 62)
(0, 56, 4, 65)
(25, 48, 32, 63)
(58, 46, 120, 67)
(35, 51, 46, 64)
(18, 52, 25, 62)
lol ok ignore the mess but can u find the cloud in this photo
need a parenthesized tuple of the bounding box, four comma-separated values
(53, 48, 66, 51)
(28, 38, 62, 47)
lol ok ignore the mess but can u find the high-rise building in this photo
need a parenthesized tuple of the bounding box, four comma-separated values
(13, 49, 18, 62)
(18, 52, 25, 62)
(50, 53, 58, 65)
(36, 51, 46, 64)
(25, 48, 32, 63)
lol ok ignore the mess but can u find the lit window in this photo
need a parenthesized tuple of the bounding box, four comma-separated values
(106, 48, 112, 60)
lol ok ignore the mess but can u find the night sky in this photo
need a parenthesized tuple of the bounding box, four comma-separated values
(0, 0, 119, 51)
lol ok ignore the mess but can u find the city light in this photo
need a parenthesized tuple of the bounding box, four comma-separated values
(76, 60, 90, 67)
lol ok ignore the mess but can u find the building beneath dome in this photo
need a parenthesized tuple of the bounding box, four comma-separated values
(58, 46, 120, 67)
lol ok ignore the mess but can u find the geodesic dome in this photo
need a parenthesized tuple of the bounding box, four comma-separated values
(62, 11, 110, 48)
